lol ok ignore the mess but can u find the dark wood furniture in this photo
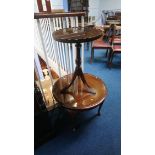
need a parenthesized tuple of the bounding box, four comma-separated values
(91, 36, 111, 63)
(53, 73, 107, 113)
(105, 10, 121, 25)
(34, 12, 86, 19)
(108, 41, 121, 67)
(108, 33, 121, 67)
(90, 25, 116, 64)
(52, 26, 107, 116)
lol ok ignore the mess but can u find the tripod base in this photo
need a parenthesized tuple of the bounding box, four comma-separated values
(61, 67, 96, 95)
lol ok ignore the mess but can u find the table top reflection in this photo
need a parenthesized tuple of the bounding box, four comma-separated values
(52, 73, 107, 111)
(52, 26, 103, 43)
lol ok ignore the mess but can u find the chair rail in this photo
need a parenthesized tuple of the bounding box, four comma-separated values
(34, 12, 86, 19)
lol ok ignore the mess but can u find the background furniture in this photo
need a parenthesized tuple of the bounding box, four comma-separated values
(90, 24, 116, 64)
(101, 9, 121, 25)
(91, 36, 111, 63)
(108, 34, 121, 67)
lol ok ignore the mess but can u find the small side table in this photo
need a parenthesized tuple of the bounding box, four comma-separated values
(52, 27, 107, 116)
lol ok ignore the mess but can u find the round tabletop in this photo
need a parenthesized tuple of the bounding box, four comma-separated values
(52, 27, 103, 43)
(52, 73, 107, 111)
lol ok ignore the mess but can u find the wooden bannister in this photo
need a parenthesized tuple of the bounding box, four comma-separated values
(34, 12, 86, 19)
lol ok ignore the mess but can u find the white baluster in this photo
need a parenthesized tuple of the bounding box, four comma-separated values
(66, 17, 72, 74)
(36, 19, 54, 87)
(50, 19, 62, 77)
(75, 16, 78, 27)
(44, 19, 52, 57)
(70, 17, 76, 71)
(59, 17, 67, 73)
(46, 19, 54, 59)
(62, 17, 70, 75)
(43, 19, 51, 56)
(46, 19, 55, 61)
(53, 18, 63, 76)
(55, 18, 64, 71)
(81, 16, 85, 71)
(66, 17, 69, 28)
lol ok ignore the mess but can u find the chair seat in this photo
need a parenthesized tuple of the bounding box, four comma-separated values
(113, 40, 121, 44)
(114, 38, 121, 41)
(112, 45, 121, 52)
(92, 38, 111, 48)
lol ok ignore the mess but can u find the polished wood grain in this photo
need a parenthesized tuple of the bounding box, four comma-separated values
(52, 73, 107, 111)
(52, 27, 103, 43)
(34, 12, 86, 19)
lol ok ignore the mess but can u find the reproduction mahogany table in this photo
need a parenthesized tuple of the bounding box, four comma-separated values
(52, 26, 107, 115)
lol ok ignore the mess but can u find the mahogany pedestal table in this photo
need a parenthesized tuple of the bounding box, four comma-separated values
(52, 27, 108, 127)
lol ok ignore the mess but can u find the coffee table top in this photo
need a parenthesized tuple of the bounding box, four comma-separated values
(52, 73, 107, 111)
(52, 27, 103, 43)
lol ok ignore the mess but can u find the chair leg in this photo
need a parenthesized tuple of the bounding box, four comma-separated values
(108, 49, 112, 66)
(90, 48, 94, 64)
(105, 49, 108, 57)
(109, 52, 114, 68)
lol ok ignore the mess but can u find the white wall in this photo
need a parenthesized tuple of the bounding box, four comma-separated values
(88, 0, 100, 25)
(99, 0, 121, 10)
(50, 0, 63, 9)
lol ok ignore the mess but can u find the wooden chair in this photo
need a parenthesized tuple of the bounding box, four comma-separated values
(115, 11, 121, 21)
(90, 37, 111, 63)
(90, 24, 115, 63)
(108, 35, 121, 67)
(113, 36, 121, 45)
